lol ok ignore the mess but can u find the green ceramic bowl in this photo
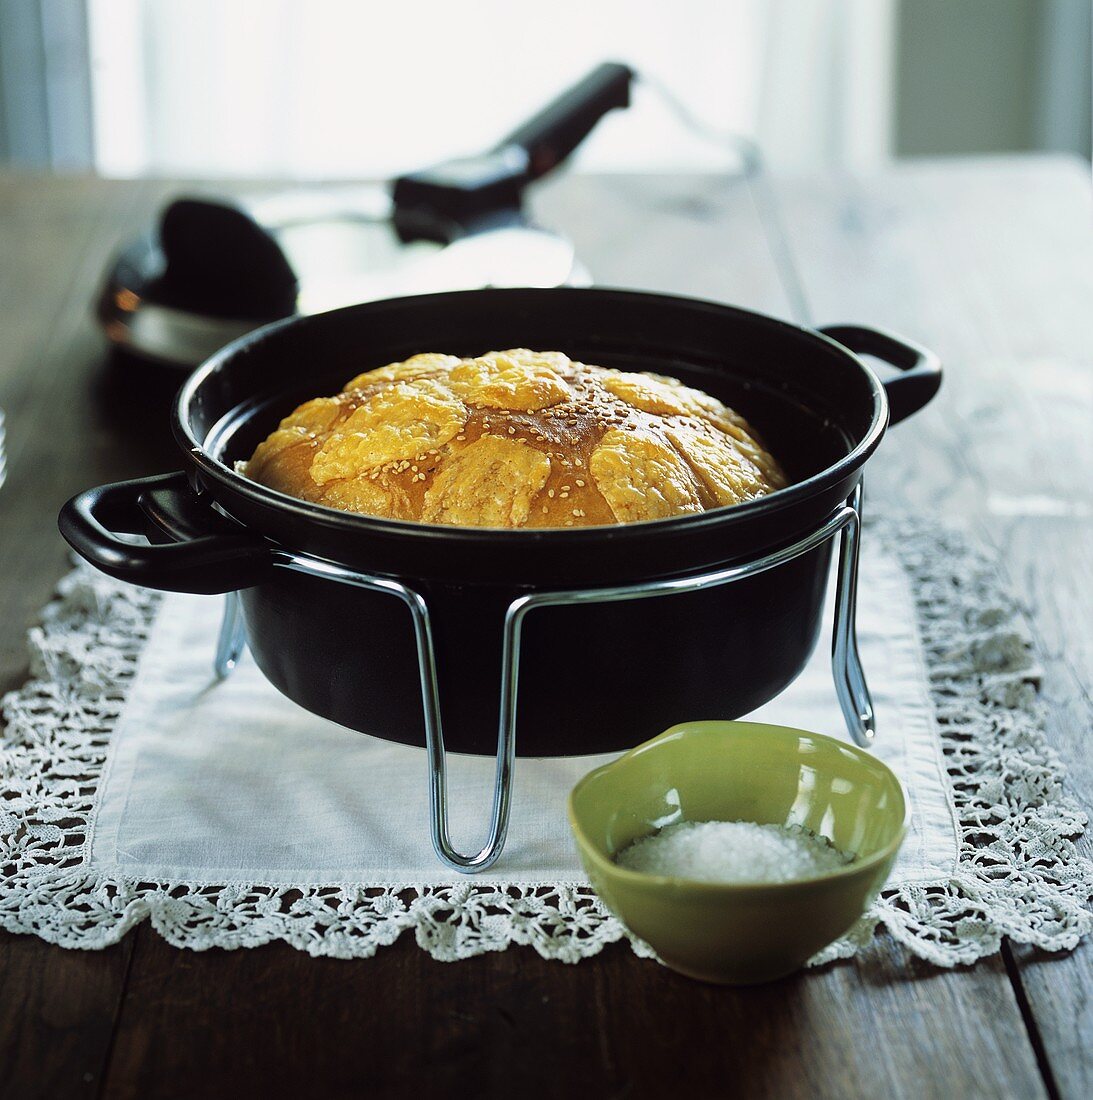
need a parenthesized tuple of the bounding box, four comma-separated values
(568, 720, 909, 985)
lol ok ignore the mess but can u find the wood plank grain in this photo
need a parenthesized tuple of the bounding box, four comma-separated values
(99, 932, 1045, 1100)
(0, 175, 157, 1100)
(90, 169, 1043, 1098)
(0, 167, 1064, 1100)
(0, 176, 178, 695)
(776, 154, 1093, 1099)
(0, 936, 134, 1100)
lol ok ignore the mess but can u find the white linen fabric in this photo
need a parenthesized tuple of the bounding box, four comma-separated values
(2, 520, 1090, 965)
(91, 538, 955, 887)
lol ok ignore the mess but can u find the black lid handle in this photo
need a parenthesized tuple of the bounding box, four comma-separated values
(494, 61, 634, 180)
(392, 62, 633, 242)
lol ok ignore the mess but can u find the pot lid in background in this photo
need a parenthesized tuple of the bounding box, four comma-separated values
(95, 64, 632, 370)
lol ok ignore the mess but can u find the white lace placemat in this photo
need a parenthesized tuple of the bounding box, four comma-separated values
(2, 521, 1091, 966)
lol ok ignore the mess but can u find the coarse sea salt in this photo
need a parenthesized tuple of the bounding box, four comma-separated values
(616, 820, 853, 884)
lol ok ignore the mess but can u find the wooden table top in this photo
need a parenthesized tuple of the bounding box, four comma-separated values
(1, 156, 1090, 1099)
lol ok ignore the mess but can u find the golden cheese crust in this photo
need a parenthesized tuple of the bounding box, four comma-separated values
(243, 349, 787, 528)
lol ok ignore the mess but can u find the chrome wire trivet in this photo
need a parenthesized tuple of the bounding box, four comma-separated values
(214, 486, 871, 873)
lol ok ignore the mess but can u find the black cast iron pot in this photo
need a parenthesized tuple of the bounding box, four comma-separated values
(60, 288, 940, 756)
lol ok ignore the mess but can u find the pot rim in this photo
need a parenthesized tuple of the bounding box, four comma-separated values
(173, 286, 889, 545)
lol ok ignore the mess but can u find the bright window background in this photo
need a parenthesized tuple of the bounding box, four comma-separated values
(87, 0, 895, 179)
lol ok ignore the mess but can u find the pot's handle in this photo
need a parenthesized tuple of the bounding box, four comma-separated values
(496, 62, 633, 180)
(819, 324, 942, 425)
(58, 472, 274, 594)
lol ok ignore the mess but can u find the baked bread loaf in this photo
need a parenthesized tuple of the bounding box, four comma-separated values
(243, 349, 786, 528)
